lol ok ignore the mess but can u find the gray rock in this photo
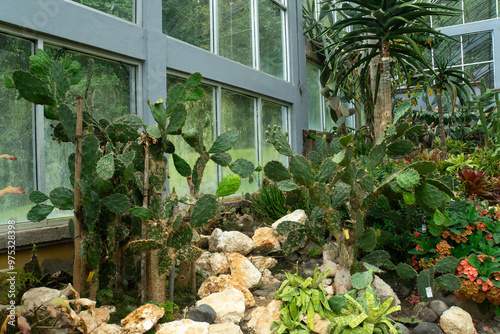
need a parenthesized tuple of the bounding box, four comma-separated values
(274, 273, 287, 282)
(414, 322, 443, 334)
(396, 323, 410, 334)
(429, 299, 449, 317)
(395, 283, 412, 299)
(303, 259, 320, 270)
(301, 259, 320, 277)
(285, 253, 299, 262)
(419, 307, 439, 323)
(435, 293, 455, 307)
(252, 289, 268, 297)
(189, 304, 217, 324)
(372, 275, 401, 306)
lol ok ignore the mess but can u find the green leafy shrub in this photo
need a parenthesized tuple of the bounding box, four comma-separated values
(271, 266, 333, 333)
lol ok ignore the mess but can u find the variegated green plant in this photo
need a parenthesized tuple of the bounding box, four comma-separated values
(271, 266, 333, 333)
(327, 264, 401, 334)
(328, 287, 401, 334)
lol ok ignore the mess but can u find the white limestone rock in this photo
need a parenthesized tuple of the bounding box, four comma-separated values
(121, 304, 164, 334)
(21, 287, 64, 310)
(440, 306, 475, 334)
(228, 252, 262, 290)
(196, 287, 246, 324)
(247, 300, 282, 334)
(209, 228, 256, 255)
(271, 210, 307, 230)
(252, 227, 281, 251)
(208, 323, 243, 334)
(156, 319, 210, 334)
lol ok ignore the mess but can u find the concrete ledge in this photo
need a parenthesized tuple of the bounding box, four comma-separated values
(0, 224, 71, 253)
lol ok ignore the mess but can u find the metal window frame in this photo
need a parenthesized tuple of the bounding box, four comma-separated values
(166, 70, 291, 190)
(0, 0, 307, 230)
(0, 24, 141, 230)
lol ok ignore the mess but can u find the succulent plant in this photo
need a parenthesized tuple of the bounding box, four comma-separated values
(263, 122, 455, 276)
(11, 51, 254, 300)
(396, 256, 461, 301)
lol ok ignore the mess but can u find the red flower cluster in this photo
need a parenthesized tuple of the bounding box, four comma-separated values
(457, 258, 478, 282)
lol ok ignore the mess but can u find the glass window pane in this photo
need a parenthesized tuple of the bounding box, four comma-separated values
(464, 0, 495, 23)
(221, 89, 257, 194)
(306, 62, 322, 131)
(44, 47, 134, 218)
(259, 0, 284, 78)
(434, 36, 461, 66)
(167, 76, 217, 195)
(465, 63, 494, 88)
(261, 100, 287, 164)
(219, 0, 253, 67)
(432, 0, 462, 27)
(162, 0, 211, 51)
(70, 0, 134, 21)
(463, 32, 492, 64)
(0, 34, 34, 224)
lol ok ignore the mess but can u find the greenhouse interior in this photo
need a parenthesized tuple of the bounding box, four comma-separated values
(1, 0, 500, 333)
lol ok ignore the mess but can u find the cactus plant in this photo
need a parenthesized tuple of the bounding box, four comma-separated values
(229, 158, 255, 178)
(96, 153, 115, 181)
(208, 129, 240, 154)
(263, 122, 454, 283)
(397, 256, 461, 301)
(215, 174, 242, 197)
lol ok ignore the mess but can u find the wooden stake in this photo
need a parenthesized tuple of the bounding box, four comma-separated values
(73, 97, 84, 295)
(141, 143, 151, 304)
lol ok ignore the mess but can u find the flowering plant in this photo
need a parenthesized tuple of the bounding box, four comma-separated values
(411, 202, 500, 268)
(455, 254, 500, 305)
(410, 201, 500, 308)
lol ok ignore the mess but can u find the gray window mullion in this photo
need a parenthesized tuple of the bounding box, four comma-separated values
(35, 39, 46, 196)
(282, 3, 289, 80)
(492, 28, 500, 87)
(215, 86, 223, 184)
(212, 0, 219, 54)
(252, 0, 259, 70)
(255, 98, 262, 185)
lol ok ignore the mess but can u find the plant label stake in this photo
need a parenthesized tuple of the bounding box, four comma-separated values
(426, 287, 433, 298)
(422, 224, 427, 232)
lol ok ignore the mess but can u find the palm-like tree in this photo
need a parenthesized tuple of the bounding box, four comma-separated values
(410, 55, 475, 156)
(319, 0, 460, 141)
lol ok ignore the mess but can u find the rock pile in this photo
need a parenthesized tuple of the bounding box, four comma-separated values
(17, 209, 489, 334)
